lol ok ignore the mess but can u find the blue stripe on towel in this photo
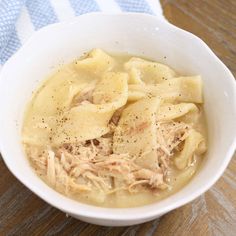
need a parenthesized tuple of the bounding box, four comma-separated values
(115, 0, 153, 14)
(0, 28, 21, 64)
(0, 0, 25, 64)
(69, 0, 100, 16)
(26, 0, 58, 30)
(0, 0, 155, 65)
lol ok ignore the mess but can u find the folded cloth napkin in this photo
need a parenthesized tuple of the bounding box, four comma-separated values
(0, 0, 163, 67)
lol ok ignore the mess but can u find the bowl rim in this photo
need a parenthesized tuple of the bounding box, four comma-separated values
(0, 12, 236, 222)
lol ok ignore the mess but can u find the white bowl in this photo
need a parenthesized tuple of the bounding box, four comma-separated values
(0, 13, 235, 227)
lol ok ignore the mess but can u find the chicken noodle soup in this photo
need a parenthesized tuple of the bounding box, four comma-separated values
(22, 49, 207, 207)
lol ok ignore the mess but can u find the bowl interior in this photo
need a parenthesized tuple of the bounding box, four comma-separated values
(0, 13, 235, 225)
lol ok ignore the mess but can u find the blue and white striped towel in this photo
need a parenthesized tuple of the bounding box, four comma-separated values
(0, 0, 163, 68)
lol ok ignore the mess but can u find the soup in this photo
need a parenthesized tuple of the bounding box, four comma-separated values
(22, 49, 207, 207)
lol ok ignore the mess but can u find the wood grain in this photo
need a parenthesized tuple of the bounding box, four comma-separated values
(0, 0, 236, 235)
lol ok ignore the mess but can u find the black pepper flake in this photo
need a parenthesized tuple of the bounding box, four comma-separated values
(85, 140, 91, 146)
(93, 139, 100, 146)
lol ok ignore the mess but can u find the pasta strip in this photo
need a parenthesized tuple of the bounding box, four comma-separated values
(129, 76, 203, 103)
(174, 129, 206, 169)
(74, 48, 115, 75)
(113, 97, 161, 170)
(125, 57, 176, 84)
(53, 72, 128, 145)
(157, 103, 199, 121)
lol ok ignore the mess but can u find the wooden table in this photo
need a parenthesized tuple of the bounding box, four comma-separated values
(0, 0, 235, 235)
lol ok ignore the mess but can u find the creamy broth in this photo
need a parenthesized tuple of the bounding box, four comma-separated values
(22, 49, 207, 208)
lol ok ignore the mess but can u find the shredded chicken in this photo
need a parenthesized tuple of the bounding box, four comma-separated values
(25, 98, 193, 201)
(110, 107, 124, 126)
(156, 121, 190, 156)
(26, 117, 190, 198)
